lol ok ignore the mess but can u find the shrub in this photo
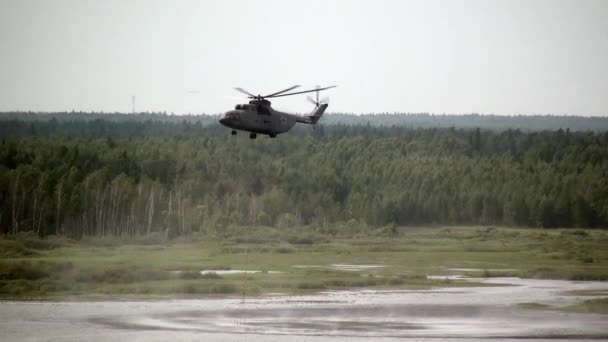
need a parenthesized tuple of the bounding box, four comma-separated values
(211, 283, 237, 294)
(572, 230, 589, 237)
(523, 267, 558, 279)
(200, 272, 222, 279)
(180, 271, 202, 280)
(39, 280, 73, 293)
(570, 273, 608, 281)
(175, 282, 236, 294)
(274, 244, 296, 254)
(387, 277, 405, 285)
(0, 240, 39, 257)
(10, 232, 68, 250)
(221, 246, 247, 254)
(132, 232, 165, 245)
(203, 265, 231, 270)
(286, 235, 314, 245)
(297, 281, 326, 290)
(86, 266, 169, 284)
(0, 262, 49, 280)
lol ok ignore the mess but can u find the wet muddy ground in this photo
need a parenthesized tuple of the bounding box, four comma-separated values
(1, 277, 607, 341)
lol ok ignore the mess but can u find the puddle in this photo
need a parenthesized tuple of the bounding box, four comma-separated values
(2, 276, 608, 340)
(448, 268, 518, 272)
(292, 264, 387, 272)
(330, 264, 387, 271)
(200, 270, 282, 275)
(427, 275, 469, 280)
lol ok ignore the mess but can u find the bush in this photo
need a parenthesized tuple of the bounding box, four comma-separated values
(286, 232, 328, 245)
(572, 230, 589, 237)
(203, 265, 231, 270)
(0, 262, 49, 280)
(200, 272, 222, 279)
(180, 271, 202, 279)
(286, 235, 314, 245)
(39, 279, 73, 293)
(388, 277, 405, 285)
(522, 267, 558, 279)
(0, 279, 42, 296)
(371, 224, 398, 237)
(85, 266, 169, 284)
(297, 281, 326, 290)
(274, 245, 296, 254)
(211, 283, 237, 294)
(0, 240, 39, 257)
(221, 246, 247, 254)
(569, 273, 608, 281)
(3, 231, 68, 250)
(175, 282, 236, 294)
(131, 232, 165, 245)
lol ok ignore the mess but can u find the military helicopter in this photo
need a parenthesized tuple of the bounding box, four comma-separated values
(219, 85, 336, 138)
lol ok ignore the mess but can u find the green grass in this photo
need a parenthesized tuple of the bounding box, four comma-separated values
(1, 226, 607, 299)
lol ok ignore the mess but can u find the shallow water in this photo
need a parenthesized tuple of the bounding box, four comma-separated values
(1, 277, 607, 341)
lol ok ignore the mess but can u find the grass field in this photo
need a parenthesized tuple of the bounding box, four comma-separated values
(1, 226, 607, 299)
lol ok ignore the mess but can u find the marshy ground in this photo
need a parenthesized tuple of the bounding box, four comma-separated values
(2, 226, 607, 299)
(1, 226, 607, 340)
(1, 277, 607, 341)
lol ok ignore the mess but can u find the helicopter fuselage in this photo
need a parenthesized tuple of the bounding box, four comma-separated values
(220, 85, 334, 138)
(219, 100, 301, 137)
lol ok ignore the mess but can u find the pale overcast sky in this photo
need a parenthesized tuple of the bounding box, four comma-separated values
(0, 0, 607, 115)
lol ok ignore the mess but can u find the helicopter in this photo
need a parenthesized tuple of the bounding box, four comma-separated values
(219, 85, 336, 138)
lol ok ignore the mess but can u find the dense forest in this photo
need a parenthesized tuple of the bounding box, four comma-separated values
(1, 112, 608, 238)
(2, 111, 608, 136)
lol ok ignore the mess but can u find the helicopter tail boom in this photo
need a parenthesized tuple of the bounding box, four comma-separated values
(296, 103, 328, 125)
(310, 103, 328, 124)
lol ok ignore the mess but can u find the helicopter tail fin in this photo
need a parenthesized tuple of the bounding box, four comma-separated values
(308, 103, 328, 125)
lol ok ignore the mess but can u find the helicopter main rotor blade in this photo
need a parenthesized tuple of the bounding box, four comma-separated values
(234, 87, 256, 98)
(262, 85, 301, 98)
(268, 85, 337, 98)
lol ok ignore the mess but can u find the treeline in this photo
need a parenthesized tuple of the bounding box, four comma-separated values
(1, 119, 608, 238)
(325, 113, 608, 132)
(0, 112, 217, 138)
(2, 111, 608, 136)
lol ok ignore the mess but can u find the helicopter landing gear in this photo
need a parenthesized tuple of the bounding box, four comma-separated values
(269, 133, 276, 138)
(249, 133, 257, 139)
(231, 130, 237, 136)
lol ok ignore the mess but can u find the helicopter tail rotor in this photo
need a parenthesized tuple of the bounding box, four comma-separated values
(307, 85, 330, 108)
